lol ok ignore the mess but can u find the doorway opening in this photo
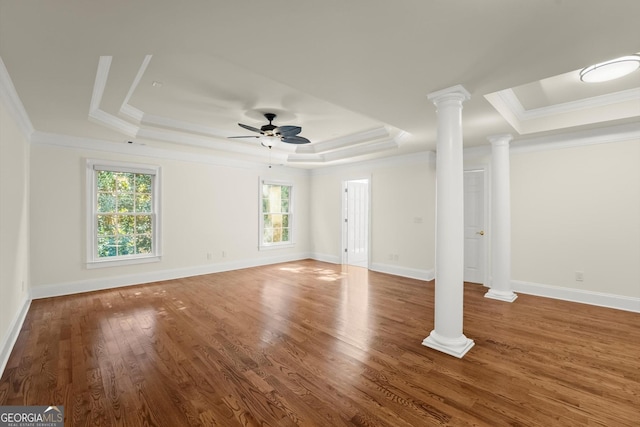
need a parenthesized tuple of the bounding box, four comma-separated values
(342, 178, 370, 268)
(463, 169, 487, 284)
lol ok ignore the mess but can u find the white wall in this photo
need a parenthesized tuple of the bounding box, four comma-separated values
(510, 139, 640, 299)
(310, 153, 436, 280)
(0, 99, 31, 372)
(28, 142, 311, 297)
(464, 136, 640, 310)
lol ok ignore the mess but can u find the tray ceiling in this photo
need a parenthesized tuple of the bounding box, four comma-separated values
(1, 1, 639, 167)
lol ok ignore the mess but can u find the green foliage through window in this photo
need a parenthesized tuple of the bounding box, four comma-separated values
(96, 170, 154, 257)
(262, 183, 291, 245)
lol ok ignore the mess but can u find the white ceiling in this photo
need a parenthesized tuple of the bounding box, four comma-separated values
(1, 0, 639, 168)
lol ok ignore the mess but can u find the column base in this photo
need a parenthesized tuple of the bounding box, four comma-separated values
(422, 331, 474, 359)
(484, 289, 518, 302)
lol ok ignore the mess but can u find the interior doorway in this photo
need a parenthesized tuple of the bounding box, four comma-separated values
(342, 178, 370, 268)
(463, 169, 487, 284)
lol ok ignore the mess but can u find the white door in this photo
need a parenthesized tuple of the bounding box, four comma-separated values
(343, 179, 369, 267)
(464, 170, 485, 284)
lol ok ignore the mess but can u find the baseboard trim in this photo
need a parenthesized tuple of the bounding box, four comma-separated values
(370, 263, 435, 282)
(31, 253, 313, 300)
(511, 280, 640, 313)
(309, 252, 341, 265)
(0, 294, 32, 377)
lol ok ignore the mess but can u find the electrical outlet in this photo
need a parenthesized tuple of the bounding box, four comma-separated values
(222, 250, 226, 258)
(206, 252, 212, 261)
(575, 271, 584, 281)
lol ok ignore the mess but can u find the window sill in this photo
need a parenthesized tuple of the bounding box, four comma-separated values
(87, 255, 161, 269)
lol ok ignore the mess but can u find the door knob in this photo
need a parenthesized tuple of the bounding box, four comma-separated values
(476, 230, 485, 236)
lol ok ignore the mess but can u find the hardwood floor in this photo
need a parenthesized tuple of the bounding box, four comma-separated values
(1, 260, 638, 426)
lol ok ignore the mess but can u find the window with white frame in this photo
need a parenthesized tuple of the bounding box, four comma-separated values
(260, 180, 293, 248)
(87, 160, 161, 267)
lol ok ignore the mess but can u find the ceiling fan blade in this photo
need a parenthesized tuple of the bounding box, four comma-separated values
(238, 123, 264, 134)
(275, 125, 301, 137)
(228, 135, 260, 139)
(281, 135, 311, 144)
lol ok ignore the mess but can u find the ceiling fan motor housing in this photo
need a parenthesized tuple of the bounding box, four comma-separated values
(261, 113, 277, 134)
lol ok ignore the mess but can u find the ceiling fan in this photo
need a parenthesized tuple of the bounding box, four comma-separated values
(229, 113, 310, 147)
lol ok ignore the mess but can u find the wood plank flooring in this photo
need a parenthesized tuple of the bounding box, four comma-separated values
(1, 260, 638, 426)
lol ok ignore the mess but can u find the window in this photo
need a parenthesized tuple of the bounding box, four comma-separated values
(87, 160, 161, 267)
(260, 180, 293, 248)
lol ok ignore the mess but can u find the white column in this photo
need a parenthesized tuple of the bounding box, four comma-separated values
(485, 134, 517, 302)
(422, 85, 474, 358)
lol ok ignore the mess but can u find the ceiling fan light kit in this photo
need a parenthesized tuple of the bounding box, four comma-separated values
(260, 137, 277, 149)
(229, 113, 311, 146)
(579, 55, 640, 83)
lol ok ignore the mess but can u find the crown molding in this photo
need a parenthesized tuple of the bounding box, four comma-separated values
(88, 108, 139, 137)
(288, 138, 398, 163)
(136, 113, 401, 163)
(30, 130, 311, 175)
(120, 103, 144, 123)
(485, 87, 640, 135)
(511, 121, 640, 154)
(89, 56, 111, 111)
(0, 56, 34, 139)
(120, 54, 152, 118)
(89, 56, 140, 137)
(140, 113, 232, 139)
(511, 87, 640, 121)
(295, 127, 389, 154)
(463, 121, 640, 159)
(309, 150, 435, 176)
(87, 54, 405, 164)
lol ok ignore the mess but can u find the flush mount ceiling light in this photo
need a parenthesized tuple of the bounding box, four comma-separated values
(579, 55, 640, 83)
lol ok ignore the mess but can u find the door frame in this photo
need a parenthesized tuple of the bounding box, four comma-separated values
(341, 176, 371, 267)
(464, 166, 491, 286)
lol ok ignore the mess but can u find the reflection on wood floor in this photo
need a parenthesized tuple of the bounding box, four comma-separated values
(1, 260, 638, 426)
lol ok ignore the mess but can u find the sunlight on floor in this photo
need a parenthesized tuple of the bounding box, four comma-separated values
(337, 266, 372, 352)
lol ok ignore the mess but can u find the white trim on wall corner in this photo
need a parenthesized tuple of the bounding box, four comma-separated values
(0, 295, 31, 378)
(512, 280, 640, 313)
